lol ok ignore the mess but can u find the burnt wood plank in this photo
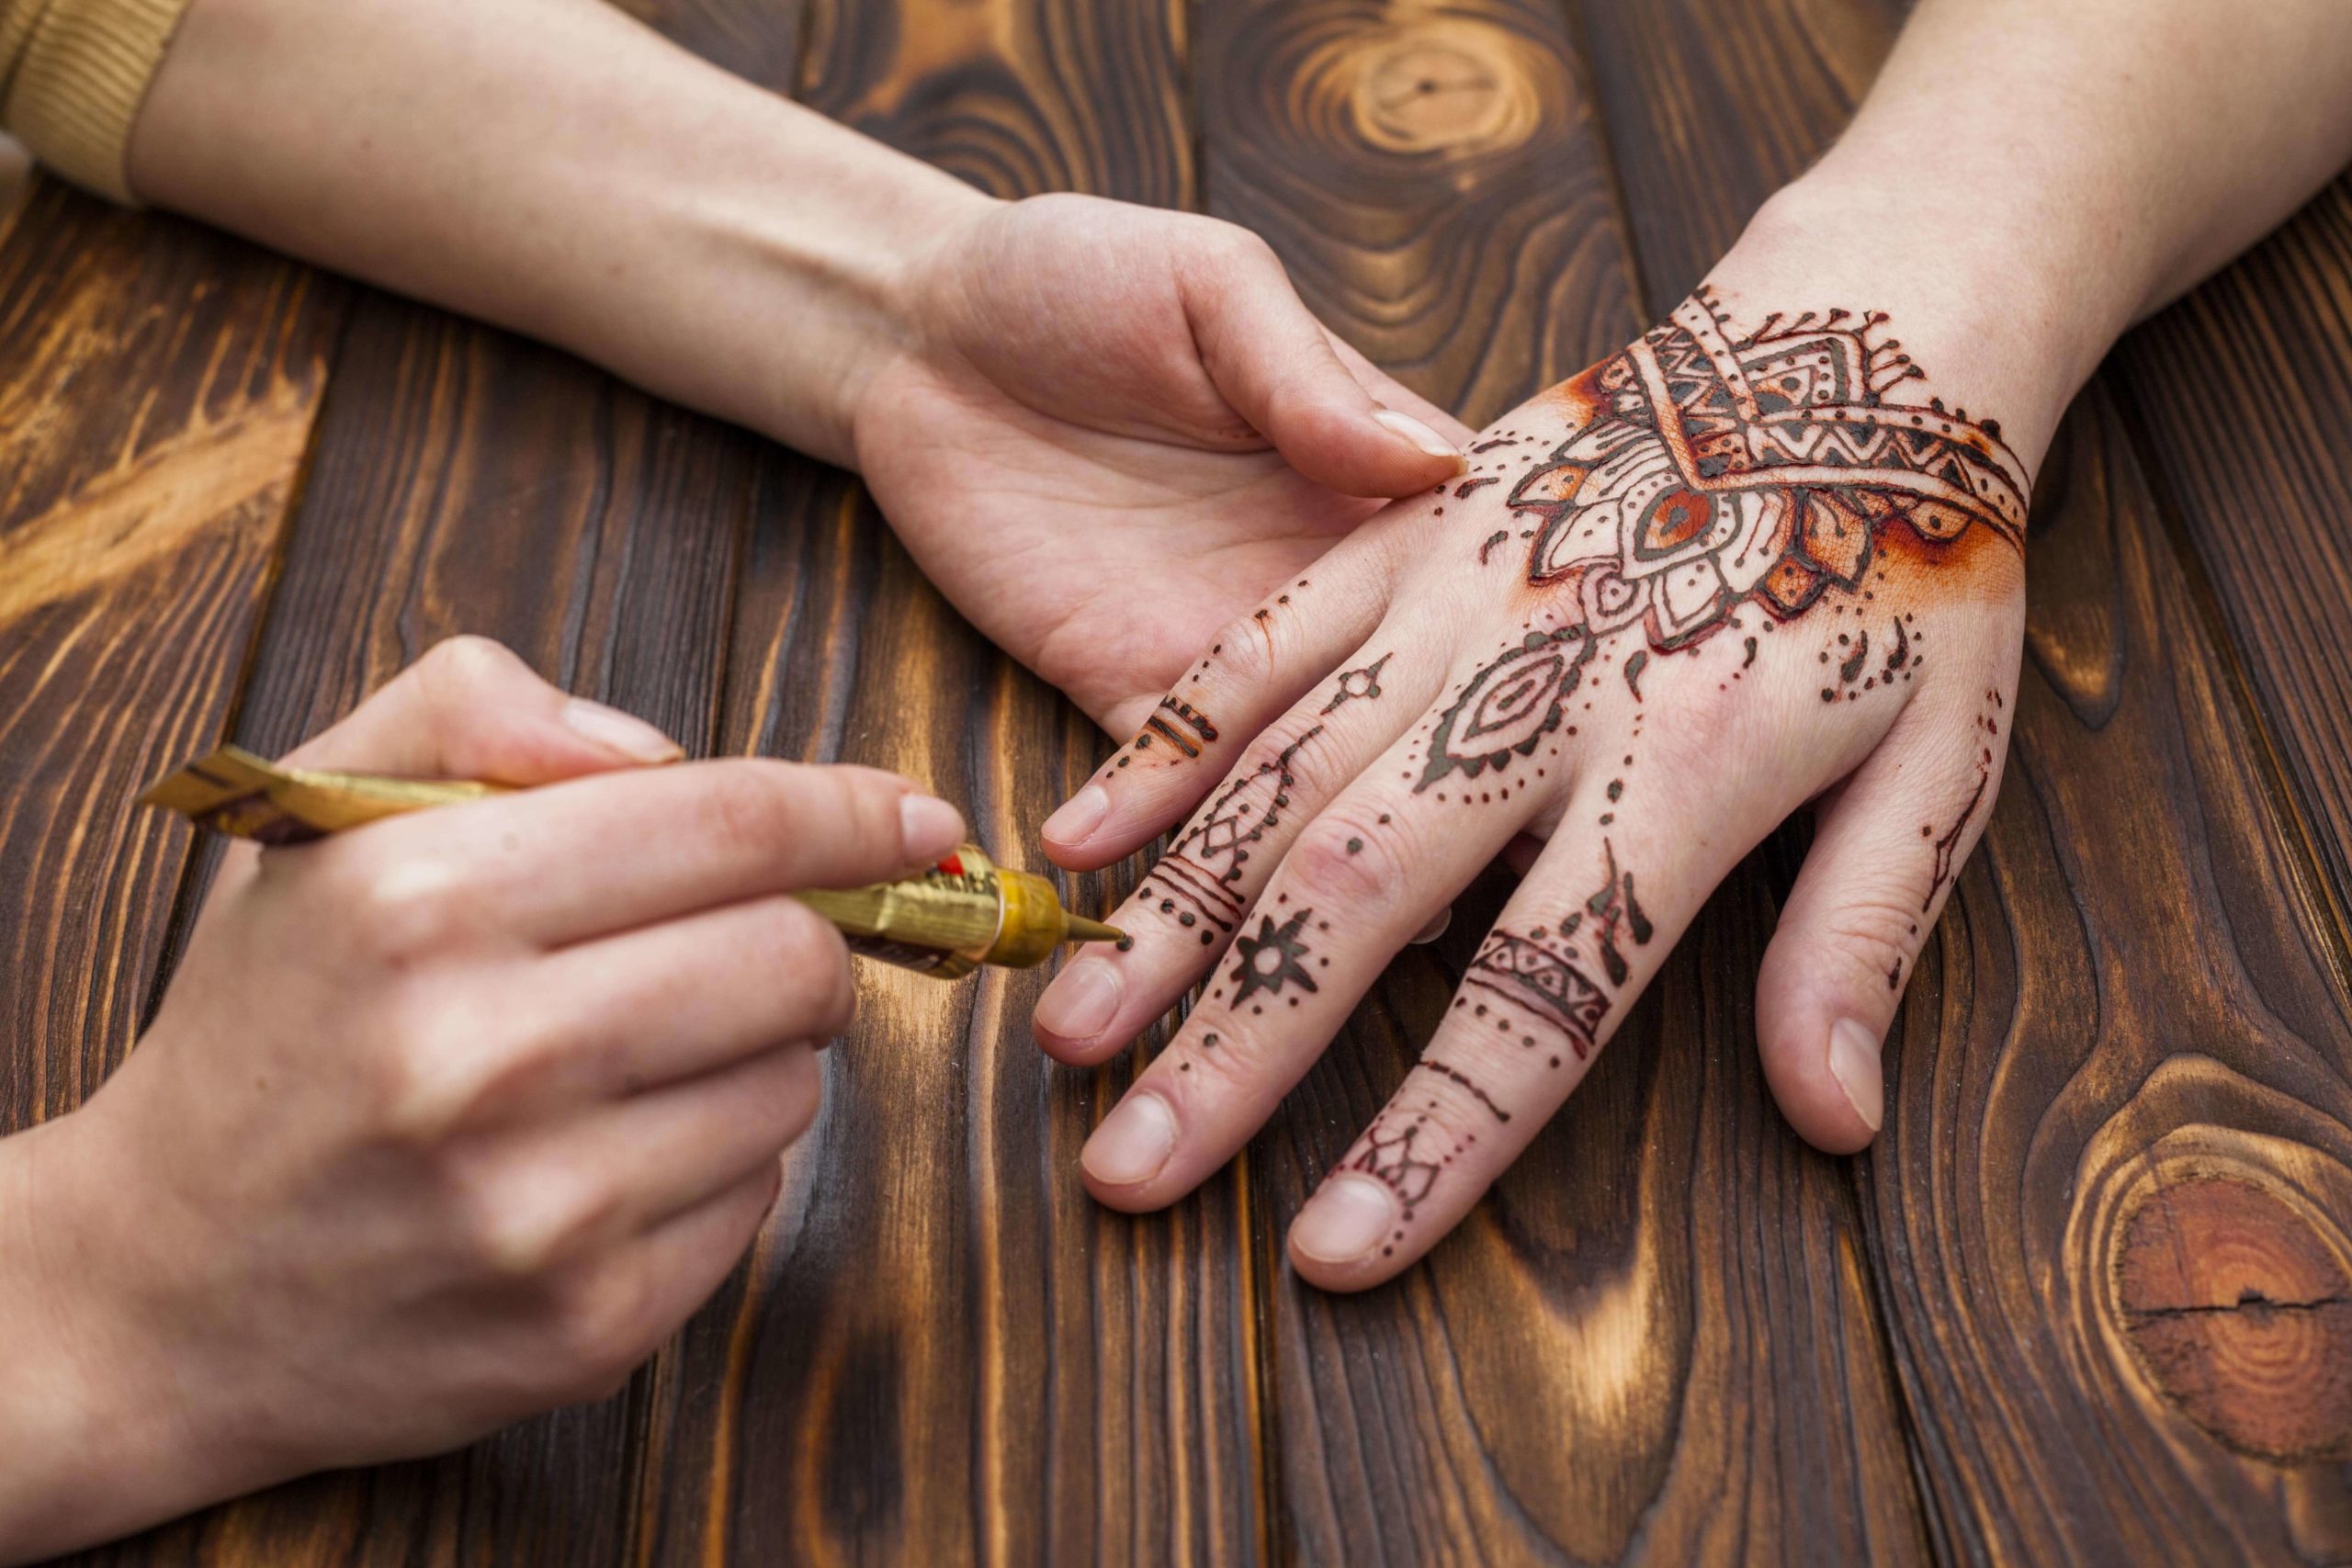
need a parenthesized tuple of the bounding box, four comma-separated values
(2112, 175, 2352, 930)
(1581, 0, 2352, 1559)
(1197, 2, 1928, 1561)
(629, 3, 1271, 1563)
(0, 179, 345, 1133)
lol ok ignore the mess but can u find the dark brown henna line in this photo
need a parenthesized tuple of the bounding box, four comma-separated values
(1417, 631, 1596, 792)
(1462, 933, 1608, 1059)
(1477, 529, 1510, 564)
(1623, 649, 1648, 700)
(1454, 477, 1500, 499)
(1924, 750, 1994, 911)
(1346, 1118, 1445, 1218)
(1470, 436, 1520, 453)
(1319, 652, 1392, 715)
(1420, 1059, 1511, 1122)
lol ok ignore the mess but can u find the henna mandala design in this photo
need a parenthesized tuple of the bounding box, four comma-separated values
(1419, 289, 2027, 792)
(1320, 652, 1391, 715)
(1229, 906, 1318, 1010)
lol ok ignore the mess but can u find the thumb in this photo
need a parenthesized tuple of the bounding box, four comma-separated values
(1754, 700, 2007, 1154)
(1180, 234, 1466, 497)
(283, 636, 684, 784)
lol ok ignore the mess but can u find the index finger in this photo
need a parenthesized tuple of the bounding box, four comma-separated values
(343, 758, 965, 947)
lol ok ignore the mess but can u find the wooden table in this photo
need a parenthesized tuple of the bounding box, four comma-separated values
(6, 2, 2351, 1562)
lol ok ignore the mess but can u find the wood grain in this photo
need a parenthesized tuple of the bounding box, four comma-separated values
(632, 3, 1269, 1562)
(0, 179, 345, 1133)
(1198, 2, 1928, 1562)
(1195, 0, 1639, 427)
(2112, 175, 2352, 934)
(1580, 0, 2352, 1560)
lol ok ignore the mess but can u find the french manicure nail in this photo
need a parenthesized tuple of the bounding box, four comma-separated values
(560, 697, 684, 763)
(1827, 1018, 1884, 1133)
(1291, 1173, 1399, 1264)
(1373, 407, 1465, 466)
(1035, 959, 1121, 1041)
(899, 795, 966, 863)
(1042, 784, 1110, 848)
(1083, 1091, 1176, 1187)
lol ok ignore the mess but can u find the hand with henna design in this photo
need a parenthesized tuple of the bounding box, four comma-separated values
(1034, 266, 2032, 1287)
(1029, 0, 2352, 1292)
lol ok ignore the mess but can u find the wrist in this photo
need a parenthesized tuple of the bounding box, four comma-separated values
(0, 1112, 217, 1556)
(1704, 168, 2135, 475)
(684, 106, 1002, 465)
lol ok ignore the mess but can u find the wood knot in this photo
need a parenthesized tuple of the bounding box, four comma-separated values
(2115, 1175, 2352, 1461)
(1344, 25, 1543, 157)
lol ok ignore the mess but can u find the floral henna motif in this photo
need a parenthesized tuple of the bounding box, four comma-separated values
(1417, 288, 2028, 792)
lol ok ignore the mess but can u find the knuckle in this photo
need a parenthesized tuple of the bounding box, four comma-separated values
(1815, 893, 1927, 987)
(1201, 612, 1275, 691)
(418, 633, 516, 687)
(464, 1167, 614, 1282)
(695, 761, 795, 851)
(760, 903, 855, 1033)
(372, 993, 493, 1144)
(548, 1269, 656, 1386)
(1284, 805, 1409, 908)
(324, 843, 477, 965)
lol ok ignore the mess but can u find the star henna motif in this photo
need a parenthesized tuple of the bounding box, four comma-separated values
(1228, 907, 1318, 1008)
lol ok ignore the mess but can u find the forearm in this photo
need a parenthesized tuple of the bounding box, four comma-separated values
(127, 0, 993, 466)
(1701, 0, 2352, 475)
(0, 1118, 202, 1561)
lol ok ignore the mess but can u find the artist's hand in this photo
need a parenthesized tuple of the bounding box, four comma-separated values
(855, 193, 1471, 735)
(1030, 260, 2046, 1291)
(0, 637, 964, 1557)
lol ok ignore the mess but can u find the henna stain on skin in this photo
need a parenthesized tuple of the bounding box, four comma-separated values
(1455, 477, 1500, 499)
(1228, 906, 1319, 1011)
(1416, 290, 2026, 793)
(1136, 727, 1325, 943)
(1320, 652, 1391, 716)
(1423, 1059, 1511, 1122)
(1477, 529, 1511, 565)
(1623, 649, 1649, 700)
(1923, 692, 2001, 910)
(1144, 696, 1217, 758)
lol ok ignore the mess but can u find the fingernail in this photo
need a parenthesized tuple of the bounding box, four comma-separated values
(560, 698, 684, 763)
(1409, 908, 1453, 945)
(1035, 959, 1121, 1041)
(1043, 784, 1110, 848)
(1291, 1173, 1398, 1264)
(1083, 1091, 1176, 1187)
(899, 795, 966, 863)
(1827, 1018, 1884, 1134)
(1373, 407, 1464, 467)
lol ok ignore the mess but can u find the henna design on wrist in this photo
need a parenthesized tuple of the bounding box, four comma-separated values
(1417, 288, 2026, 793)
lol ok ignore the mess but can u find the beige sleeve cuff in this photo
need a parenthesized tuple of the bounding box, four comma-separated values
(0, 0, 195, 204)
